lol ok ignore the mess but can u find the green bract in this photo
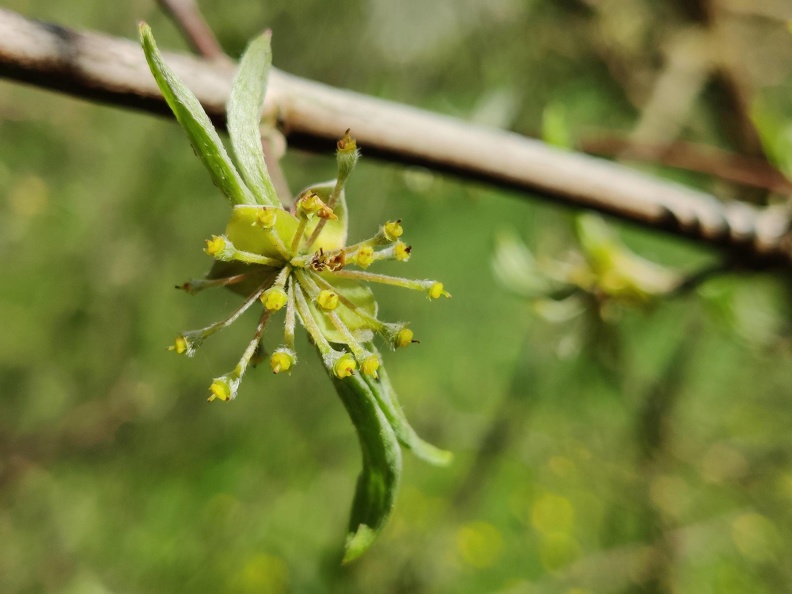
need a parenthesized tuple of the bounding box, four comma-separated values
(140, 23, 451, 563)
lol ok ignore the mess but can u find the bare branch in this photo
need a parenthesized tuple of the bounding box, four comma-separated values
(156, 0, 227, 63)
(0, 8, 790, 266)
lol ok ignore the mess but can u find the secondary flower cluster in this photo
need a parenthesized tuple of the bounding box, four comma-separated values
(169, 133, 450, 402)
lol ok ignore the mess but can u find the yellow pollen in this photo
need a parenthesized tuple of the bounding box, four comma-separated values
(317, 290, 340, 310)
(208, 380, 231, 402)
(362, 355, 380, 377)
(428, 282, 450, 299)
(334, 353, 357, 378)
(255, 208, 277, 228)
(355, 246, 375, 268)
(204, 235, 226, 257)
(396, 328, 414, 348)
(168, 335, 188, 354)
(383, 220, 403, 241)
(270, 351, 294, 374)
(261, 287, 288, 311)
(394, 242, 411, 261)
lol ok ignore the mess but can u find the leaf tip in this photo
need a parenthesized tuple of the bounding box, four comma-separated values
(342, 524, 377, 564)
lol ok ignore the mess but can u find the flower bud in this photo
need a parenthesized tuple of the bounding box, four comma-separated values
(334, 352, 357, 378)
(255, 207, 277, 229)
(428, 282, 450, 300)
(383, 220, 403, 242)
(336, 130, 360, 180)
(270, 348, 296, 374)
(394, 242, 411, 262)
(204, 235, 236, 261)
(207, 374, 240, 402)
(316, 289, 340, 310)
(261, 286, 288, 311)
(361, 354, 380, 377)
(354, 246, 375, 268)
(396, 327, 414, 348)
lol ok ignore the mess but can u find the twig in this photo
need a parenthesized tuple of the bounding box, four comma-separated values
(156, 0, 227, 63)
(0, 8, 790, 266)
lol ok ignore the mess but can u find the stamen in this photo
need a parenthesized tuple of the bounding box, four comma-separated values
(293, 281, 333, 355)
(177, 272, 254, 294)
(171, 282, 269, 356)
(326, 269, 448, 298)
(207, 310, 271, 402)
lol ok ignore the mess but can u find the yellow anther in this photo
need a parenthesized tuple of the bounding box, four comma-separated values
(362, 355, 380, 377)
(261, 287, 288, 311)
(204, 235, 226, 257)
(383, 220, 404, 242)
(354, 246, 375, 268)
(270, 351, 294, 374)
(394, 242, 411, 261)
(168, 335, 188, 355)
(316, 290, 340, 310)
(208, 379, 232, 402)
(334, 353, 357, 378)
(396, 328, 414, 348)
(255, 208, 277, 229)
(428, 282, 450, 299)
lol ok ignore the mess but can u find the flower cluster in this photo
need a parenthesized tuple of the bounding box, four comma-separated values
(140, 23, 451, 562)
(170, 130, 449, 402)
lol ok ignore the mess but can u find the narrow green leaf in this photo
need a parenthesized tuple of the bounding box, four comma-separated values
(227, 31, 281, 207)
(331, 373, 402, 563)
(363, 361, 453, 467)
(139, 23, 255, 206)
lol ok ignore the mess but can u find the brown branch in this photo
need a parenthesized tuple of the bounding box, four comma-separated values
(156, 0, 227, 63)
(1, 8, 791, 267)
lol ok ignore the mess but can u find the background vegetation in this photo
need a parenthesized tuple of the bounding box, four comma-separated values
(2, 0, 792, 592)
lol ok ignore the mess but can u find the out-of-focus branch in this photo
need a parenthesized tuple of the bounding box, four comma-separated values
(156, 0, 227, 63)
(581, 137, 792, 196)
(1, 8, 791, 266)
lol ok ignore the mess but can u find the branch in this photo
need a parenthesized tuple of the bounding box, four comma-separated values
(156, 0, 227, 63)
(1, 8, 790, 267)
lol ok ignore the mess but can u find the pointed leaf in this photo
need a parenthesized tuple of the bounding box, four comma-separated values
(331, 373, 402, 563)
(363, 361, 453, 466)
(139, 23, 255, 206)
(227, 31, 281, 207)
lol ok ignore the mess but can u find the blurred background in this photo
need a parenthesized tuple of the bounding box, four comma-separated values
(2, 0, 792, 592)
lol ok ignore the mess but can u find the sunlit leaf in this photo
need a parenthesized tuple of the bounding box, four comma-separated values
(139, 23, 255, 207)
(227, 30, 281, 207)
